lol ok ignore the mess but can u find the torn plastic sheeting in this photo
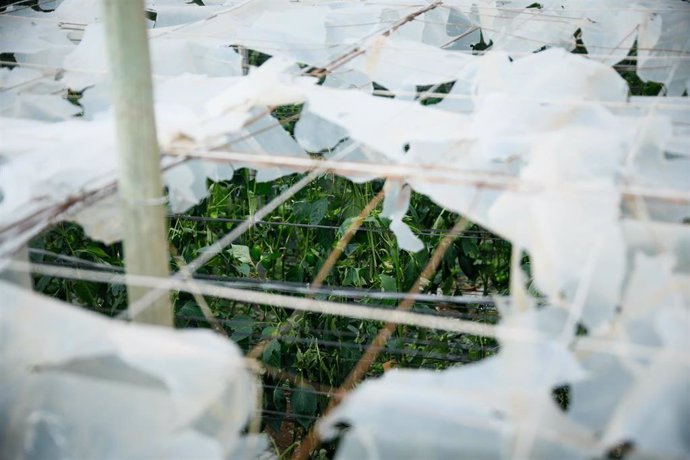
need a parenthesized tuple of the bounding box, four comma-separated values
(164, 159, 235, 214)
(0, 113, 178, 247)
(0, 117, 118, 228)
(381, 180, 424, 252)
(321, 370, 597, 460)
(622, 219, 690, 272)
(0, 0, 103, 70)
(298, 49, 658, 265)
(0, 67, 43, 89)
(0, 4, 689, 459)
(0, 280, 260, 459)
(346, 36, 475, 93)
(322, 140, 389, 184)
(0, 71, 310, 245)
(469, 48, 629, 102)
(70, 194, 122, 246)
(579, 0, 661, 67)
(206, 49, 629, 165)
(0, 92, 82, 122)
(176, 1, 452, 73)
(208, 55, 315, 114)
(636, 5, 690, 96)
(470, 0, 576, 54)
(303, 84, 471, 159)
(229, 108, 311, 184)
(539, 303, 688, 460)
(225, 2, 431, 68)
(150, 4, 225, 28)
(154, 74, 246, 146)
(570, 252, 690, 458)
(601, 352, 690, 458)
(320, 306, 596, 460)
(0, 15, 73, 55)
(294, 69, 373, 154)
(155, 71, 311, 185)
(45, 0, 101, 25)
(488, 127, 628, 330)
(324, 5, 394, 47)
(231, 8, 349, 66)
(444, 5, 482, 51)
(62, 23, 243, 90)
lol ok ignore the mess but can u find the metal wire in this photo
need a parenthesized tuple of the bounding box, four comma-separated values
(179, 315, 497, 350)
(262, 383, 333, 398)
(248, 334, 493, 363)
(185, 313, 498, 358)
(28, 249, 500, 308)
(170, 213, 497, 239)
(164, 148, 690, 203)
(261, 409, 320, 422)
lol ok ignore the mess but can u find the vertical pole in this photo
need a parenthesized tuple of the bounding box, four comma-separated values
(102, 0, 173, 326)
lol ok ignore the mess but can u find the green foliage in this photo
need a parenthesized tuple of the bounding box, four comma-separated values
(32, 171, 509, 454)
(30, 222, 127, 315)
(272, 104, 304, 135)
(16, 20, 673, 459)
(573, 31, 665, 96)
(291, 385, 318, 429)
(615, 41, 666, 96)
(417, 81, 455, 105)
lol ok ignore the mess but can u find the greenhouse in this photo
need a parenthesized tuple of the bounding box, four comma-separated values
(0, 0, 688, 459)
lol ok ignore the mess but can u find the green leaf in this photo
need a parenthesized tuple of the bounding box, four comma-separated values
(337, 216, 357, 238)
(443, 245, 457, 265)
(178, 300, 202, 319)
(461, 238, 478, 256)
(293, 201, 310, 221)
(73, 282, 97, 305)
(262, 340, 281, 368)
(229, 315, 254, 342)
(309, 198, 329, 225)
(379, 274, 397, 292)
(292, 385, 318, 428)
(261, 326, 277, 339)
(344, 243, 360, 256)
(230, 244, 252, 264)
(273, 386, 287, 411)
(346, 325, 360, 337)
(388, 338, 403, 350)
(76, 246, 109, 260)
(343, 267, 360, 286)
(237, 263, 250, 277)
(35, 276, 51, 291)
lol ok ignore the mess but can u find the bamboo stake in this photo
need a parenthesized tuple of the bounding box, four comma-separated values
(291, 216, 472, 460)
(102, 0, 172, 326)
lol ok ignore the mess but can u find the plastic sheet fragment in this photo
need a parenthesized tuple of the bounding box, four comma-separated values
(0, 281, 263, 460)
(346, 36, 474, 93)
(381, 180, 424, 252)
(294, 70, 372, 153)
(62, 23, 243, 90)
(320, 305, 596, 460)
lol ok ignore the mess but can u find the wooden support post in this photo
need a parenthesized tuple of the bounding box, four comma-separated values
(102, 0, 173, 326)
